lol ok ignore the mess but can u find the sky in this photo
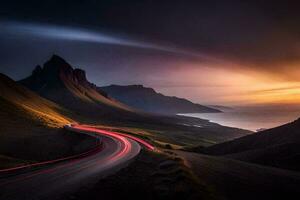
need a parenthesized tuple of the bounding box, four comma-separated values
(1, 0, 300, 106)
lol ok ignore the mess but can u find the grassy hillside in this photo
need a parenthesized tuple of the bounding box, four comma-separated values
(0, 73, 72, 127)
(0, 73, 94, 168)
(87, 119, 250, 150)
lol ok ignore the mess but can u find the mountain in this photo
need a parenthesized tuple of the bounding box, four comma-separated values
(19, 55, 249, 148)
(201, 118, 300, 171)
(99, 85, 220, 115)
(0, 73, 94, 168)
(20, 55, 134, 122)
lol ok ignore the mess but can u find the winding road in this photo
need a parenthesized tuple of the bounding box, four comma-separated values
(0, 124, 154, 200)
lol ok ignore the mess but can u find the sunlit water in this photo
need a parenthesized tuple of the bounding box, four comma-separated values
(179, 105, 300, 131)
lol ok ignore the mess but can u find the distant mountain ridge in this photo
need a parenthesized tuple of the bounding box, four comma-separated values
(99, 84, 221, 115)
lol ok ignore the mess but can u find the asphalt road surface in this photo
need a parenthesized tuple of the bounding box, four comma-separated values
(0, 124, 153, 200)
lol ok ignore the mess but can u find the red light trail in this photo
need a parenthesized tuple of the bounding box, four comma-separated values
(0, 124, 154, 175)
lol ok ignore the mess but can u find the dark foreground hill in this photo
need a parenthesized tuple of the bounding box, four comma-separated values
(100, 84, 220, 115)
(177, 151, 300, 200)
(200, 118, 300, 171)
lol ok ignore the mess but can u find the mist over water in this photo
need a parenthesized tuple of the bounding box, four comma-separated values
(179, 105, 300, 131)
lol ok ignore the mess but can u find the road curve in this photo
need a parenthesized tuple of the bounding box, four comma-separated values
(0, 124, 153, 200)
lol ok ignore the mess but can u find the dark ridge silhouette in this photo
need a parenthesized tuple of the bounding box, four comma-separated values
(99, 84, 220, 115)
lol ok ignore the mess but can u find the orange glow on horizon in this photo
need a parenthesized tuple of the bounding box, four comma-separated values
(155, 61, 300, 106)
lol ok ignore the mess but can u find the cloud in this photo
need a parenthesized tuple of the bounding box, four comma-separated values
(0, 20, 161, 49)
(0, 20, 219, 62)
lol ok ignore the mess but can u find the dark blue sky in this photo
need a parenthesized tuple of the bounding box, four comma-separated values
(1, 0, 300, 105)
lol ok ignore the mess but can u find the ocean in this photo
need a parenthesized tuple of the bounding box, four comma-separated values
(178, 105, 300, 131)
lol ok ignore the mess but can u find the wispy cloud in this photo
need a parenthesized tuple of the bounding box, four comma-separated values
(251, 84, 300, 94)
(0, 20, 219, 62)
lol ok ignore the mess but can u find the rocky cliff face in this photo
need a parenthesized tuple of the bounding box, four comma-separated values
(23, 55, 100, 92)
(19, 55, 131, 121)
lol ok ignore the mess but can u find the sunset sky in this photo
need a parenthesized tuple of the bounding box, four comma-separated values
(1, 0, 300, 106)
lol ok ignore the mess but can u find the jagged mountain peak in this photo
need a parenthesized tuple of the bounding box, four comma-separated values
(43, 54, 74, 78)
(49, 54, 69, 65)
(23, 54, 94, 90)
(19, 55, 131, 117)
